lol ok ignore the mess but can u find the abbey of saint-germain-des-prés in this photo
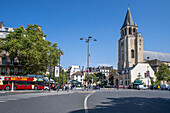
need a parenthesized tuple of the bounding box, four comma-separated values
(114, 7, 170, 88)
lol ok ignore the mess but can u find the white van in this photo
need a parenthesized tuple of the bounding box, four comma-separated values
(137, 85, 148, 90)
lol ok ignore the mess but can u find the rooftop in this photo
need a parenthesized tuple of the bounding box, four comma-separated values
(143, 50, 170, 62)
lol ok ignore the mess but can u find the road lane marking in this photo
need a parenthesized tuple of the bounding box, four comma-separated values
(0, 101, 7, 102)
(84, 93, 94, 113)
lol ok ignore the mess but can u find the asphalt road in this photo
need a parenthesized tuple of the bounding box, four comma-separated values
(0, 89, 170, 113)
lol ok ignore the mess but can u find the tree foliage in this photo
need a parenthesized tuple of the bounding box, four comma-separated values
(56, 71, 69, 86)
(149, 76, 155, 86)
(2, 24, 63, 75)
(95, 72, 107, 86)
(156, 64, 170, 83)
(136, 73, 143, 81)
(85, 74, 98, 84)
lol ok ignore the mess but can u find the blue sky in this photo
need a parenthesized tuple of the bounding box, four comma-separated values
(1, 0, 170, 69)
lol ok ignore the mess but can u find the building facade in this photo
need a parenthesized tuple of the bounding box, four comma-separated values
(89, 66, 113, 81)
(0, 22, 23, 76)
(71, 71, 84, 84)
(66, 65, 82, 80)
(115, 8, 156, 88)
(118, 7, 143, 72)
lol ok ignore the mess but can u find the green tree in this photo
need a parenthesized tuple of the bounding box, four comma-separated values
(56, 71, 69, 86)
(156, 64, 170, 83)
(149, 76, 155, 86)
(2, 24, 63, 75)
(48, 43, 63, 68)
(136, 73, 143, 81)
(95, 72, 106, 81)
(95, 72, 107, 86)
(85, 74, 98, 84)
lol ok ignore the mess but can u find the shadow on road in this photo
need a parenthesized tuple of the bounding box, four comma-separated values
(69, 97, 170, 113)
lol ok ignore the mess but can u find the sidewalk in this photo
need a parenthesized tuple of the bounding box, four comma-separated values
(0, 89, 95, 94)
(0, 90, 47, 94)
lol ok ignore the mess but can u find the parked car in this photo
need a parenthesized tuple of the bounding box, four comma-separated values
(160, 84, 169, 90)
(150, 85, 158, 90)
(93, 85, 100, 89)
(167, 85, 170, 91)
(137, 85, 148, 90)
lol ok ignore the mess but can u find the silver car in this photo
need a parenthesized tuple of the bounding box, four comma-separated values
(167, 85, 170, 91)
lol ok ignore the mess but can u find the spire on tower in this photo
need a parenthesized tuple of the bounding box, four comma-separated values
(121, 6, 136, 29)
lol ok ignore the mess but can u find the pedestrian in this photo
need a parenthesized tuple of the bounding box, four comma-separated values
(117, 85, 119, 90)
(70, 85, 72, 91)
(158, 85, 160, 89)
(84, 85, 86, 90)
(63, 85, 65, 91)
(56, 85, 59, 92)
(82, 85, 84, 91)
(89, 85, 91, 89)
(65, 84, 68, 91)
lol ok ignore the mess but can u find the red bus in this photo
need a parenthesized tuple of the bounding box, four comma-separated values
(0, 76, 44, 90)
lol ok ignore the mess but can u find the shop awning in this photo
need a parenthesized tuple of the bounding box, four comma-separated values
(133, 80, 143, 85)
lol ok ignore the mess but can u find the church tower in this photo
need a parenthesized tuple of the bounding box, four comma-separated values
(118, 7, 143, 72)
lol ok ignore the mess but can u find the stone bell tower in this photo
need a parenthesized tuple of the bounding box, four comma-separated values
(118, 7, 143, 72)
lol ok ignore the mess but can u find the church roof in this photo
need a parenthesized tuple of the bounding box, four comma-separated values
(121, 8, 135, 29)
(143, 50, 170, 62)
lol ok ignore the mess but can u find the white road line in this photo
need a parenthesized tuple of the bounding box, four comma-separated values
(7, 99, 19, 100)
(84, 93, 94, 113)
(0, 101, 7, 102)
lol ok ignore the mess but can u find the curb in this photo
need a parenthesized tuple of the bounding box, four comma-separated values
(0, 90, 48, 94)
(0, 90, 96, 94)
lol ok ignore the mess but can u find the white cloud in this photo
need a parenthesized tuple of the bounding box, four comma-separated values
(98, 64, 112, 66)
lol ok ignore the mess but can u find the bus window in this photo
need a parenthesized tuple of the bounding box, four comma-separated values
(9, 81, 13, 85)
(38, 82, 44, 86)
(21, 81, 27, 85)
(3, 81, 8, 85)
(28, 81, 35, 85)
(15, 81, 20, 85)
(35, 81, 38, 85)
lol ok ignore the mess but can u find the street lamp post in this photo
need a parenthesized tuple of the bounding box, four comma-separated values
(48, 66, 51, 92)
(80, 36, 97, 91)
(58, 48, 61, 92)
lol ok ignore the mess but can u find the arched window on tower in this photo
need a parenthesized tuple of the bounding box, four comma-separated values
(125, 28, 127, 35)
(121, 30, 124, 37)
(139, 39, 142, 45)
(129, 27, 132, 35)
(131, 49, 134, 58)
(122, 53, 124, 60)
(133, 28, 136, 34)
